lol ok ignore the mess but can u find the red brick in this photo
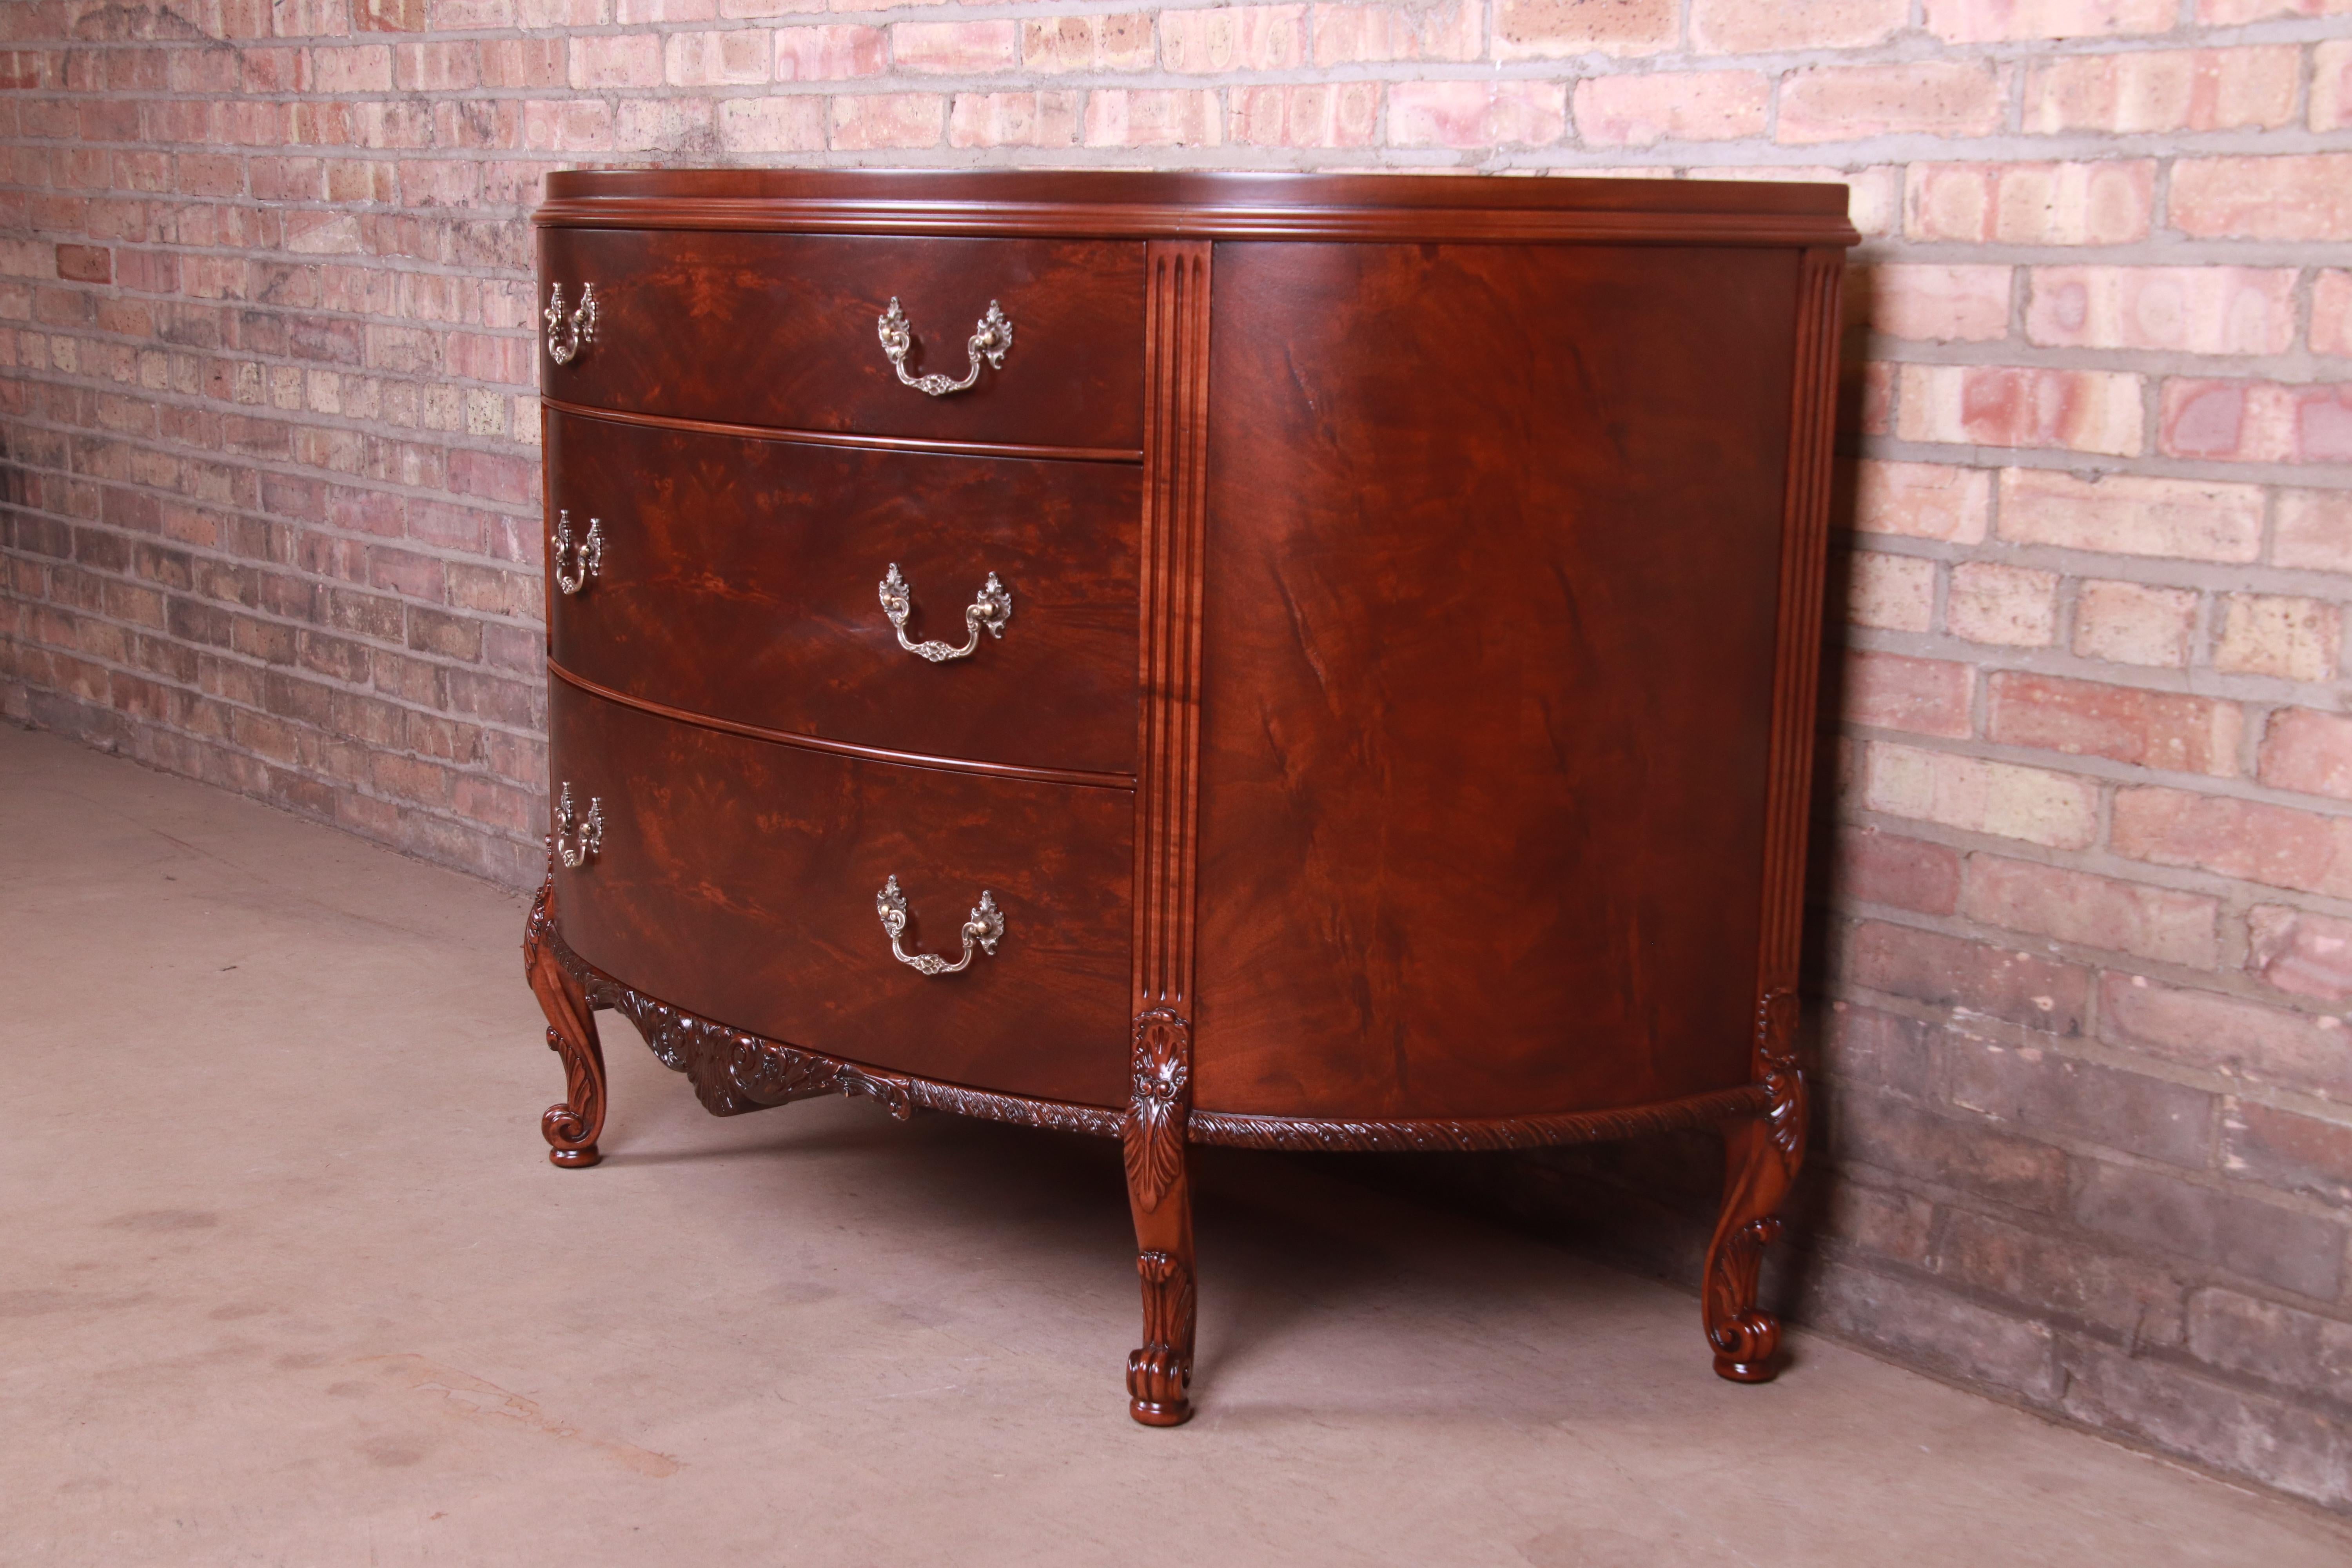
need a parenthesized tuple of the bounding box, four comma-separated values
(1572, 72, 1771, 148)
(1779, 63, 2006, 145)
(1927, 0, 2171, 38)
(1842, 651, 1973, 739)
(1846, 460, 1989, 543)
(1023, 15, 1158, 72)
(1947, 1033, 2214, 1167)
(1843, 919, 2091, 1034)
(1866, 264, 2010, 343)
(2102, 969, 2352, 1099)
(1310, 1, 1479, 63)
(2247, 905, 2352, 1002)
(2072, 1159, 2342, 1298)
(1987, 672, 2240, 778)
(1907, 160, 2154, 245)
(1962, 856, 2219, 966)
(889, 20, 1020, 74)
(830, 93, 945, 151)
(773, 26, 882, 81)
(1224, 83, 1377, 148)
(1820, 1001, 1936, 1094)
(1386, 80, 1564, 149)
(2025, 266, 2297, 355)
(1931, 1208, 2188, 1342)
(1158, 6, 1305, 71)
(2224, 1101, 2352, 1208)
(54, 244, 110, 284)
(1830, 1085, 2071, 1211)
(1896, 365, 2141, 456)
(2023, 46, 2301, 133)
(2314, 271, 2352, 358)
(1995, 469, 2263, 562)
(949, 91, 1083, 149)
(1833, 826, 1963, 915)
(1494, 0, 1675, 57)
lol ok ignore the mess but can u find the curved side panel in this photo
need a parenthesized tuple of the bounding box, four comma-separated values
(1194, 240, 1803, 1122)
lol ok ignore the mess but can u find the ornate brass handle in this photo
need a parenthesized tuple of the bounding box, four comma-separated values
(552, 510, 603, 596)
(877, 876, 1002, 976)
(554, 782, 603, 869)
(544, 282, 597, 366)
(879, 563, 1011, 662)
(876, 298, 1011, 396)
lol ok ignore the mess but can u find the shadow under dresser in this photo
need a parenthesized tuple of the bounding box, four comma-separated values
(522, 169, 1858, 1425)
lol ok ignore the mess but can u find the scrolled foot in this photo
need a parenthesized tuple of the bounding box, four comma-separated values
(526, 875, 608, 1170)
(1700, 997, 1807, 1384)
(1127, 1348, 1193, 1426)
(1127, 1249, 1196, 1426)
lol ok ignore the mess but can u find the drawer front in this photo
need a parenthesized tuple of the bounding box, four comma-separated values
(538, 229, 1147, 452)
(550, 678, 1134, 1108)
(546, 412, 1140, 778)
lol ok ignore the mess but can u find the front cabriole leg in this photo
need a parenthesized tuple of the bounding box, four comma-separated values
(1702, 987, 1808, 1381)
(524, 873, 607, 1168)
(1123, 1008, 1196, 1426)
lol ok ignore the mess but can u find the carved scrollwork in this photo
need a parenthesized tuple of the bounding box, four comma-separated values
(1123, 1009, 1191, 1214)
(1754, 984, 1806, 1167)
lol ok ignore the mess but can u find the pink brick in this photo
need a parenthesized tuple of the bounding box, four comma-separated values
(717, 94, 825, 152)
(1863, 743, 2100, 850)
(1494, 0, 1675, 58)
(1021, 15, 1154, 72)
(829, 92, 941, 149)
(2101, 971, 2352, 1101)
(1834, 827, 1963, 915)
(1844, 651, 1975, 738)
(2112, 787, 2352, 899)
(2023, 47, 2301, 133)
(1927, 0, 2172, 40)
(1949, 563, 2058, 647)
(614, 97, 713, 154)
(312, 45, 393, 92)
(668, 29, 771, 85)
(2318, 40, 2352, 131)
(1387, 80, 1565, 149)
(2198, 0, 2352, 20)
(2161, 380, 2352, 465)
(1896, 365, 2143, 457)
(2212, 595, 2341, 682)
(567, 33, 661, 89)
(1962, 857, 2219, 967)
(889, 20, 1017, 74)
(2260, 709, 2352, 802)
(2315, 272, 2352, 358)
(1159, 6, 1305, 72)
(2073, 580, 2199, 670)
(775, 24, 882, 80)
(617, 0, 715, 17)
(2025, 267, 2296, 356)
(1778, 63, 2006, 145)
(1082, 89, 1221, 147)
(1906, 161, 2154, 245)
(949, 91, 1080, 148)
(480, 38, 566, 87)
(1849, 460, 1989, 543)
(2247, 906, 2352, 1002)
(1227, 82, 1378, 147)
(2171, 155, 2352, 241)
(1987, 672, 2241, 777)
(1995, 469, 2263, 562)
(1867, 264, 2010, 343)
(1572, 72, 1769, 147)
(2274, 489, 2352, 573)
(1691, 0, 1904, 49)
(1311, 1, 1479, 64)
(1846, 550, 1935, 633)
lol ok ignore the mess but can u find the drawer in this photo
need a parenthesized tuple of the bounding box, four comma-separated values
(550, 677, 1134, 1108)
(546, 411, 1140, 778)
(537, 229, 1147, 452)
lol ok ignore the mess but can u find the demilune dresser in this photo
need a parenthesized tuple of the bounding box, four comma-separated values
(523, 170, 1856, 1425)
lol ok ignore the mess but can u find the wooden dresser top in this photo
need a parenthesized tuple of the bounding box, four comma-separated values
(536, 169, 1861, 247)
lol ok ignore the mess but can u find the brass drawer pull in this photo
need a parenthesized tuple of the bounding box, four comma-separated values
(877, 876, 1002, 977)
(544, 282, 597, 366)
(553, 510, 603, 596)
(880, 563, 1011, 663)
(554, 783, 603, 869)
(876, 297, 1011, 397)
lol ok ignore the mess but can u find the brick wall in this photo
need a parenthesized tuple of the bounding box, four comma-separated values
(4, 0, 2351, 1509)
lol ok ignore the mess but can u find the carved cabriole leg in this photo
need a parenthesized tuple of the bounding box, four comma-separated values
(1123, 1008, 1196, 1426)
(524, 873, 607, 1168)
(1702, 987, 1808, 1381)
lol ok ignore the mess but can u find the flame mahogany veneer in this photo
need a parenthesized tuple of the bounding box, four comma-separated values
(524, 170, 1857, 1425)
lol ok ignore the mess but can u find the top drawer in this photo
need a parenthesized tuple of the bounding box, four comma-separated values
(537, 230, 1147, 452)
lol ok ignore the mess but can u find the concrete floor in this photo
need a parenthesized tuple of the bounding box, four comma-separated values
(6, 723, 2350, 1566)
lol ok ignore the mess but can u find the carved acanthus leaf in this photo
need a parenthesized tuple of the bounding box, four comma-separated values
(1122, 1009, 1192, 1214)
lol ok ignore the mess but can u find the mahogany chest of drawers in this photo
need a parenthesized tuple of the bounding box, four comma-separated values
(523, 170, 1856, 1425)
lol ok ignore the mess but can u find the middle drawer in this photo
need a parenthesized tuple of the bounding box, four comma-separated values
(547, 410, 1142, 778)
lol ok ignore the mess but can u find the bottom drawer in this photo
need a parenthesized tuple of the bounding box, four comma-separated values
(550, 675, 1134, 1107)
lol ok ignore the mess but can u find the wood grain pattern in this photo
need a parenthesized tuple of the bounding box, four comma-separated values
(537, 228, 1145, 450)
(550, 677, 1134, 1107)
(546, 409, 1142, 777)
(1192, 240, 1801, 1123)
